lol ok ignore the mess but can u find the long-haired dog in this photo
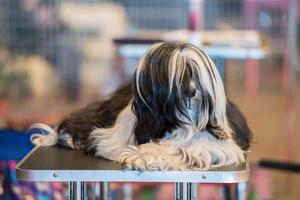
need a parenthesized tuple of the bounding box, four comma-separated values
(31, 42, 252, 170)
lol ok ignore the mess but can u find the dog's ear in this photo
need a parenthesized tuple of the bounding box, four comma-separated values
(226, 100, 252, 151)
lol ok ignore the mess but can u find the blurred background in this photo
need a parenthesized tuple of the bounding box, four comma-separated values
(0, 0, 299, 199)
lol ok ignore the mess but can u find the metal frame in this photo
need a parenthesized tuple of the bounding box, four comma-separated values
(66, 181, 246, 200)
(16, 167, 249, 183)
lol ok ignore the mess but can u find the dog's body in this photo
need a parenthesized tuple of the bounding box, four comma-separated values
(31, 42, 252, 170)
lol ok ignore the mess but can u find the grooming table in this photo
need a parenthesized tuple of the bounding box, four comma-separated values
(17, 146, 249, 200)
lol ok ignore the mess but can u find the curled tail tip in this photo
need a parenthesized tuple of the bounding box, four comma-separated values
(28, 123, 54, 132)
(28, 123, 58, 146)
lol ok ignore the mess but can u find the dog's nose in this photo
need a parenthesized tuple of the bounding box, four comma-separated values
(185, 87, 196, 98)
(190, 88, 196, 97)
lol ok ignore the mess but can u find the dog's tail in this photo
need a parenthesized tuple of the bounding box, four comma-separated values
(28, 123, 58, 146)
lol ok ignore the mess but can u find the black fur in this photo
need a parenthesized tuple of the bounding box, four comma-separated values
(56, 82, 132, 150)
(226, 101, 252, 151)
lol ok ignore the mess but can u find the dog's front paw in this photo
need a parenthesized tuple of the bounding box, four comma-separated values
(119, 145, 148, 171)
(186, 133, 245, 169)
(118, 143, 184, 171)
(205, 139, 245, 168)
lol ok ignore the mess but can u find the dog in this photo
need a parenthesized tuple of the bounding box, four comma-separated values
(30, 42, 252, 170)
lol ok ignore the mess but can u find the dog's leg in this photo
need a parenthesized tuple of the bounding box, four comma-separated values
(117, 125, 191, 171)
(118, 142, 188, 171)
(187, 134, 245, 169)
(118, 130, 245, 171)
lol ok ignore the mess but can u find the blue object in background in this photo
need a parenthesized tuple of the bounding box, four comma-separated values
(0, 129, 67, 200)
(0, 129, 34, 160)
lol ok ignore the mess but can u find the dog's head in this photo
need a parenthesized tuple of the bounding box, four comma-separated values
(132, 42, 232, 144)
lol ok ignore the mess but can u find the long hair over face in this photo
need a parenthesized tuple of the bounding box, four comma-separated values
(132, 42, 232, 145)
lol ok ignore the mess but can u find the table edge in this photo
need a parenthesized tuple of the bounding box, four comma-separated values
(16, 147, 249, 183)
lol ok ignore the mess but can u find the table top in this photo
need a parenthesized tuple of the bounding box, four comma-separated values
(116, 44, 269, 60)
(114, 30, 269, 60)
(17, 146, 249, 183)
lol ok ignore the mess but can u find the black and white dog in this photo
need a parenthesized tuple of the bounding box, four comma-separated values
(31, 42, 252, 170)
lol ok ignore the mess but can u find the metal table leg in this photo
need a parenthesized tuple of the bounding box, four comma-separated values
(123, 183, 133, 200)
(68, 182, 75, 200)
(99, 182, 111, 200)
(236, 182, 247, 200)
(175, 182, 197, 200)
(68, 181, 87, 200)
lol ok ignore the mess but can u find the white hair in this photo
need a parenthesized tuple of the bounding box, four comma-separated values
(89, 103, 136, 160)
